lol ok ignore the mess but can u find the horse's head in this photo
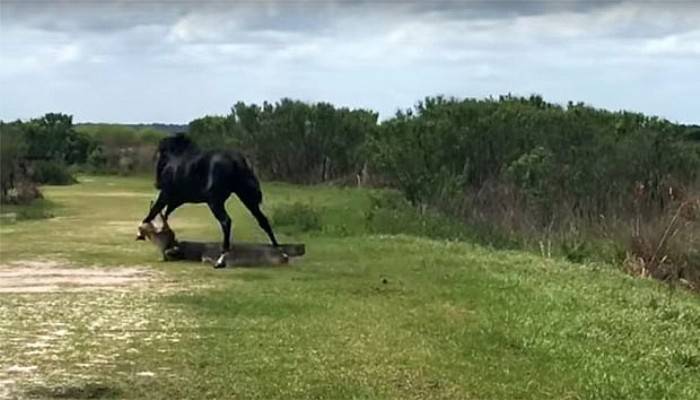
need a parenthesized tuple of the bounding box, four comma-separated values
(154, 133, 198, 188)
(157, 133, 197, 158)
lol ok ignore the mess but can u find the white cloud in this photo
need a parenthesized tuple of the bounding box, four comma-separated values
(643, 30, 700, 56)
(54, 44, 81, 63)
(168, 13, 234, 43)
(0, 1, 698, 123)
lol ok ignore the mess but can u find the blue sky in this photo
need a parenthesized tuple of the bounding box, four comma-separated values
(1, 1, 698, 124)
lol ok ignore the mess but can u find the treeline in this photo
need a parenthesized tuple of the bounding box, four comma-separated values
(0, 115, 167, 203)
(76, 122, 188, 135)
(188, 99, 377, 183)
(370, 95, 699, 218)
(184, 95, 698, 217)
(75, 124, 167, 175)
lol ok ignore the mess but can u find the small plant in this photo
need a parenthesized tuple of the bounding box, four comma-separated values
(31, 160, 77, 185)
(272, 202, 322, 233)
(560, 238, 591, 263)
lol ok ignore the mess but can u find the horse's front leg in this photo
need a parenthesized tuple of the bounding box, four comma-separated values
(163, 200, 183, 222)
(142, 192, 168, 223)
(207, 200, 232, 269)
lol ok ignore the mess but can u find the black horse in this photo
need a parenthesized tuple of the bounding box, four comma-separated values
(137, 134, 279, 268)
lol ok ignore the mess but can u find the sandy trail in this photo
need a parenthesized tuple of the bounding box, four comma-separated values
(0, 260, 189, 398)
(0, 261, 156, 293)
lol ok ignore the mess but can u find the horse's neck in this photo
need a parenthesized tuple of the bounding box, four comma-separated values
(156, 153, 197, 188)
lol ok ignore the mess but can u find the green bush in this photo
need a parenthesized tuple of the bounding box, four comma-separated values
(31, 160, 76, 185)
(186, 100, 377, 183)
(272, 202, 322, 233)
(87, 146, 108, 170)
(369, 95, 700, 218)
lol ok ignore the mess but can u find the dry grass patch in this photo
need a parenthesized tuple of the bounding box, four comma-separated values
(0, 259, 196, 398)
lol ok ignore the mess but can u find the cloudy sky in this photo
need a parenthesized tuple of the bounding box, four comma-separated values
(1, 1, 698, 124)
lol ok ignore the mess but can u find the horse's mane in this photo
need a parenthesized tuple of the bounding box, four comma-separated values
(158, 133, 198, 156)
(154, 133, 198, 189)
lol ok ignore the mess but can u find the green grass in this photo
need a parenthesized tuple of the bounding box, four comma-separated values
(1, 175, 699, 399)
(0, 198, 58, 223)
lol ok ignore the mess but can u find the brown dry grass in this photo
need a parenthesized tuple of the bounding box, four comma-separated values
(625, 197, 700, 290)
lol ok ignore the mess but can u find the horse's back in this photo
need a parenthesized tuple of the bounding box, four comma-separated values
(157, 153, 212, 200)
(158, 149, 261, 202)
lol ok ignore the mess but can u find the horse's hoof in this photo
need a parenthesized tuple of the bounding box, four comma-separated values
(213, 254, 227, 269)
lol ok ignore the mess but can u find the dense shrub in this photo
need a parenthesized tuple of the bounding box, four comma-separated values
(1, 115, 91, 203)
(0, 121, 30, 202)
(187, 99, 377, 183)
(366, 95, 700, 286)
(369, 96, 699, 218)
(625, 196, 700, 289)
(30, 160, 76, 185)
(77, 124, 166, 175)
(22, 113, 94, 165)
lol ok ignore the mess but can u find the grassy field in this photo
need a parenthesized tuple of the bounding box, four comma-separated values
(1, 176, 699, 399)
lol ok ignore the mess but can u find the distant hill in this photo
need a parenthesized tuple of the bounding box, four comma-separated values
(76, 123, 188, 135)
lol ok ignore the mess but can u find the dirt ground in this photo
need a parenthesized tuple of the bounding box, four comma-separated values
(0, 260, 190, 398)
(0, 260, 157, 293)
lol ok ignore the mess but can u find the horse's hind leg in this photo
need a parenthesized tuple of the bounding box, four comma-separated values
(207, 200, 232, 269)
(240, 195, 279, 247)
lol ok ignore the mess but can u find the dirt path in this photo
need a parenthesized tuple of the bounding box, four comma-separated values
(0, 260, 192, 399)
(0, 261, 156, 293)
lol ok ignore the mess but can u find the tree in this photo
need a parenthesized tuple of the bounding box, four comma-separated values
(188, 115, 235, 150)
(0, 121, 28, 201)
(22, 113, 93, 164)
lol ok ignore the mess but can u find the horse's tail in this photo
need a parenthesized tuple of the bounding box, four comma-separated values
(240, 175, 262, 204)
